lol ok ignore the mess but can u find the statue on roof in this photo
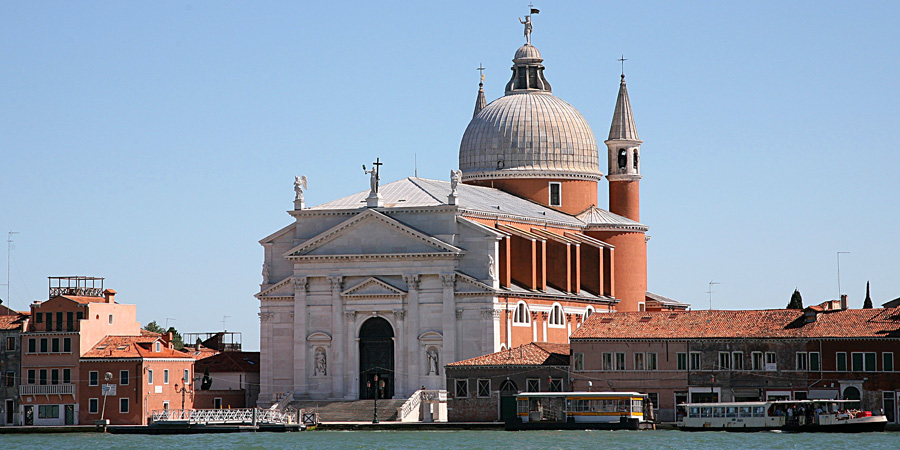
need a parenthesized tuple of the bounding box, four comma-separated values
(519, 15, 533, 45)
(450, 169, 462, 196)
(363, 158, 383, 195)
(294, 175, 308, 201)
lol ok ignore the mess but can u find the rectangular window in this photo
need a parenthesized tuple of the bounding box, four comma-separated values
(35, 312, 43, 323)
(66, 311, 74, 331)
(39, 369, 47, 385)
(45, 312, 52, 330)
(765, 352, 777, 371)
(4, 371, 13, 387)
(148, 369, 154, 385)
(38, 405, 60, 419)
(120, 370, 129, 386)
(28, 338, 36, 353)
(548, 378, 563, 392)
(634, 352, 645, 370)
(809, 352, 820, 371)
(164, 369, 169, 384)
(454, 379, 469, 398)
(119, 397, 129, 413)
(719, 352, 732, 370)
(27, 369, 35, 384)
(837, 352, 848, 371)
(796, 352, 808, 370)
(63, 338, 71, 353)
(89, 371, 99, 386)
(51, 369, 59, 385)
(63, 369, 71, 384)
(602, 353, 613, 371)
(751, 352, 764, 370)
(647, 392, 659, 410)
(40, 338, 48, 353)
(526, 378, 540, 392)
(732, 352, 744, 371)
(108, 314, 113, 324)
(477, 379, 491, 398)
(884, 353, 894, 372)
(56, 312, 63, 331)
(89, 398, 99, 414)
(647, 353, 658, 370)
(852, 352, 864, 371)
(549, 182, 561, 207)
(690, 352, 701, 370)
(163, 401, 170, 411)
(573, 352, 584, 371)
(884, 392, 896, 423)
(77, 311, 83, 321)
(615, 352, 626, 371)
(865, 352, 877, 372)
(213, 398, 222, 409)
(677, 353, 687, 371)
(51, 338, 60, 353)
(184, 369, 190, 385)
(5, 336, 15, 352)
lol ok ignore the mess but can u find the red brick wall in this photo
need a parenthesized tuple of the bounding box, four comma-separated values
(467, 178, 599, 215)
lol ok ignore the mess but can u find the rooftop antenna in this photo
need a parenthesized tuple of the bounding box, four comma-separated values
(7, 231, 19, 311)
(222, 315, 231, 331)
(414, 153, 418, 178)
(706, 281, 720, 310)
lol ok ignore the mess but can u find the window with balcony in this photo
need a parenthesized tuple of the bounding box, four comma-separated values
(63, 369, 71, 384)
(66, 312, 74, 331)
(39, 369, 47, 385)
(27, 369, 35, 384)
(51, 369, 59, 385)
(56, 312, 63, 331)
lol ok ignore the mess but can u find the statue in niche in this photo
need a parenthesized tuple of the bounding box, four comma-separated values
(450, 170, 462, 196)
(314, 348, 327, 376)
(487, 254, 496, 278)
(261, 263, 269, 284)
(426, 347, 440, 375)
(294, 175, 308, 201)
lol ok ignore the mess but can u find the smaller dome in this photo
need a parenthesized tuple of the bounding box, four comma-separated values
(514, 44, 542, 60)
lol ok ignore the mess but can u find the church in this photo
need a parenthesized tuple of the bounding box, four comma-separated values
(255, 16, 681, 403)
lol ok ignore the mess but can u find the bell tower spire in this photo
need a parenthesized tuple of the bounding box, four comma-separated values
(473, 64, 487, 117)
(605, 72, 642, 221)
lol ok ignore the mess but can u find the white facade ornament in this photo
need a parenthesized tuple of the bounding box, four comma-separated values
(440, 274, 455, 288)
(393, 310, 406, 320)
(403, 274, 420, 290)
(519, 15, 533, 45)
(426, 347, 440, 375)
(456, 308, 464, 320)
(294, 175, 308, 210)
(293, 276, 308, 293)
(487, 254, 496, 278)
(363, 158, 384, 207)
(345, 311, 357, 322)
(314, 347, 327, 376)
(328, 276, 343, 292)
(261, 263, 270, 284)
(448, 170, 462, 205)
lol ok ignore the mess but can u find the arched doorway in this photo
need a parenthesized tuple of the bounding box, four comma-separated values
(843, 386, 861, 409)
(499, 380, 519, 423)
(359, 317, 394, 399)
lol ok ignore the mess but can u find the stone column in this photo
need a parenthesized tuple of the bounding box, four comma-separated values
(292, 277, 308, 398)
(328, 276, 344, 398)
(492, 310, 502, 353)
(345, 311, 357, 399)
(440, 274, 457, 367)
(404, 275, 420, 390)
(531, 311, 538, 342)
(394, 309, 406, 398)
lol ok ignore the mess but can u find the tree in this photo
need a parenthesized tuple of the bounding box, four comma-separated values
(863, 281, 873, 309)
(144, 321, 165, 334)
(167, 326, 185, 350)
(787, 289, 804, 309)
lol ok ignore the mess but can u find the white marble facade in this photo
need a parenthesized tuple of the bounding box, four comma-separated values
(257, 206, 503, 403)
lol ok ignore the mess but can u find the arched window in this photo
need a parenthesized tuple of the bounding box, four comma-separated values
(583, 306, 594, 324)
(513, 302, 530, 324)
(633, 149, 639, 170)
(549, 304, 565, 326)
(618, 149, 627, 170)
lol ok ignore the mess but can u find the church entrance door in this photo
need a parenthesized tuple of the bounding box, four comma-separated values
(359, 317, 394, 399)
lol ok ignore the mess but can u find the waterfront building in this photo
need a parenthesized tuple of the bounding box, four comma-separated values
(256, 15, 683, 404)
(569, 300, 900, 423)
(193, 349, 260, 409)
(1, 309, 27, 425)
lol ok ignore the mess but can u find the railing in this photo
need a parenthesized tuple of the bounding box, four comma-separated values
(151, 408, 298, 425)
(19, 384, 75, 396)
(398, 389, 423, 422)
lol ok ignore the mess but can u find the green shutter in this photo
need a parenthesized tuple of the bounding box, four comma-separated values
(865, 353, 877, 371)
(852, 353, 864, 371)
(810, 352, 820, 371)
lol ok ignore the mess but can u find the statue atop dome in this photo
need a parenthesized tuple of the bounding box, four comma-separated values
(519, 16, 533, 45)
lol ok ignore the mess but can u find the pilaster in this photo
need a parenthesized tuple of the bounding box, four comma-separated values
(404, 275, 420, 389)
(440, 274, 457, 367)
(292, 277, 308, 397)
(328, 276, 345, 397)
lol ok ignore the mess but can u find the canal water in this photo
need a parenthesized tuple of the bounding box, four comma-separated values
(1, 430, 896, 450)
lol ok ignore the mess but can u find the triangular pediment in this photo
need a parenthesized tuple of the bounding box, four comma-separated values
(454, 272, 496, 294)
(256, 277, 294, 298)
(285, 209, 463, 258)
(342, 277, 406, 298)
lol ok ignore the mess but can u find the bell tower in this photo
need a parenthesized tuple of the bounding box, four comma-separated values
(605, 74, 642, 222)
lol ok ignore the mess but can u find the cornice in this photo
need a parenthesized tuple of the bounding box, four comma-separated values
(462, 170, 603, 182)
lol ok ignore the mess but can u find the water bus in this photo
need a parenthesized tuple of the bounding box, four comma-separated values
(506, 391, 655, 430)
(677, 399, 887, 432)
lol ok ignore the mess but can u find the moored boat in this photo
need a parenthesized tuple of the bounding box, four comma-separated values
(505, 391, 655, 431)
(677, 399, 887, 432)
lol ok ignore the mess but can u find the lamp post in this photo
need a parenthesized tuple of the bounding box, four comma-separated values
(174, 377, 193, 419)
(99, 372, 113, 424)
(370, 374, 380, 424)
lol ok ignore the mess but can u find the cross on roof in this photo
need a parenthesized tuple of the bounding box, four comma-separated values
(618, 54, 627, 77)
(477, 64, 485, 83)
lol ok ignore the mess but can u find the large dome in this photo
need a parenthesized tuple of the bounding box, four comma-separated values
(459, 93, 601, 180)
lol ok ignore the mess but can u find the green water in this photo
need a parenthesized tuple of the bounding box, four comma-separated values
(0, 430, 896, 450)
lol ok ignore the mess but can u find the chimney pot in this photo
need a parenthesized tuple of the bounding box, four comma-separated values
(103, 289, 117, 303)
(840, 294, 848, 310)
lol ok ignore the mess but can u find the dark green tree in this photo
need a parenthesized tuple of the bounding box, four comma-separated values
(863, 281, 873, 309)
(144, 320, 164, 334)
(166, 326, 184, 350)
(787, 289, 804, 309)
(200, 367, 213, 390)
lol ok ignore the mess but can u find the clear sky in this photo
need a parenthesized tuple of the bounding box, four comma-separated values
(2, 1, 899, 351)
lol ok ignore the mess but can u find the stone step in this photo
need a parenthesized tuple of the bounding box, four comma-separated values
(291, 399, 408, 422)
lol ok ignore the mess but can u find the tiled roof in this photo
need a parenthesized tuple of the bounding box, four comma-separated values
(59, 295, 108, 304)
(645, 291, 689, 307)
(81, 335, 194, 359)
(182, 346, 220, 360)
(195, 351, 260, 373)
(447, 342, 570, 367)
(571, 308, 900, 340)
(0, 314, 26, 331)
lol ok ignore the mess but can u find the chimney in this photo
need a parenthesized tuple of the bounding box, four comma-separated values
(840, 294, 848, 310)
(103, 289, 117, 304)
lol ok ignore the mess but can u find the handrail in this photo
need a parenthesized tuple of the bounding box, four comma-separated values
(151, 408, 297, 425)
(19, 384, 75, 395)
(398, 389, 423, 422)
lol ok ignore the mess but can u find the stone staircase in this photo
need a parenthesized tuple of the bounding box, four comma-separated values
(291, 399, 407, 422)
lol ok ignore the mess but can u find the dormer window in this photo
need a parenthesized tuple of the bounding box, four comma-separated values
(155, 342, 161, 352)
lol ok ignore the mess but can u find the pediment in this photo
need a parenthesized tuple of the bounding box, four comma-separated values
(342, 277, 406, 298)
(418, 331, 443, 342)
(256, 277, 294, 298)
(454, 272, 495, 294)
(284, 209, 462, 258)
(307, 332, 332, 342)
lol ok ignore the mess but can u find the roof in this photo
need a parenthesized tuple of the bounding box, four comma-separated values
(195, 351, 260, 373)
(307, 177, 641, 229)
(571, 308, 900, 340)
(81, 335, 194, 359)
(0, 314, 26, 331)
(645, 291, 690, 307)
(57, 295, 109, 305)
(608, 75, 639, 141)
(447, 342, 570, 367)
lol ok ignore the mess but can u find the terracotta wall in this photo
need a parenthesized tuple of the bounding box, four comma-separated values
(467, 178, 598, 215)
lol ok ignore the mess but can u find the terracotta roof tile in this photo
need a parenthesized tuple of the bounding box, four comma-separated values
(0, 314, 27, 330)
(571, 308, 900, 340)
(81, 335, 194, 359)
(195, 351, 260, 373)
(447, 342, 570, 367)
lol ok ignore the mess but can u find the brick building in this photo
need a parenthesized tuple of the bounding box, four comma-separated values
(445, 342, 570, 422)
(1, 310, 27, 425)
(193, 351, 260, 409)
(569, 303, 900, 422)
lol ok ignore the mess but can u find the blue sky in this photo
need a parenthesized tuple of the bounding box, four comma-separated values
(2, 1, 898, 350)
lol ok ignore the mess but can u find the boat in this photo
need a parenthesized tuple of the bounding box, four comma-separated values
(677, 399, 887, 432)
(505, 391, 655, 430)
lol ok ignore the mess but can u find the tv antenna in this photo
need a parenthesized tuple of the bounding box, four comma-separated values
(706, 281, 720, 310)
